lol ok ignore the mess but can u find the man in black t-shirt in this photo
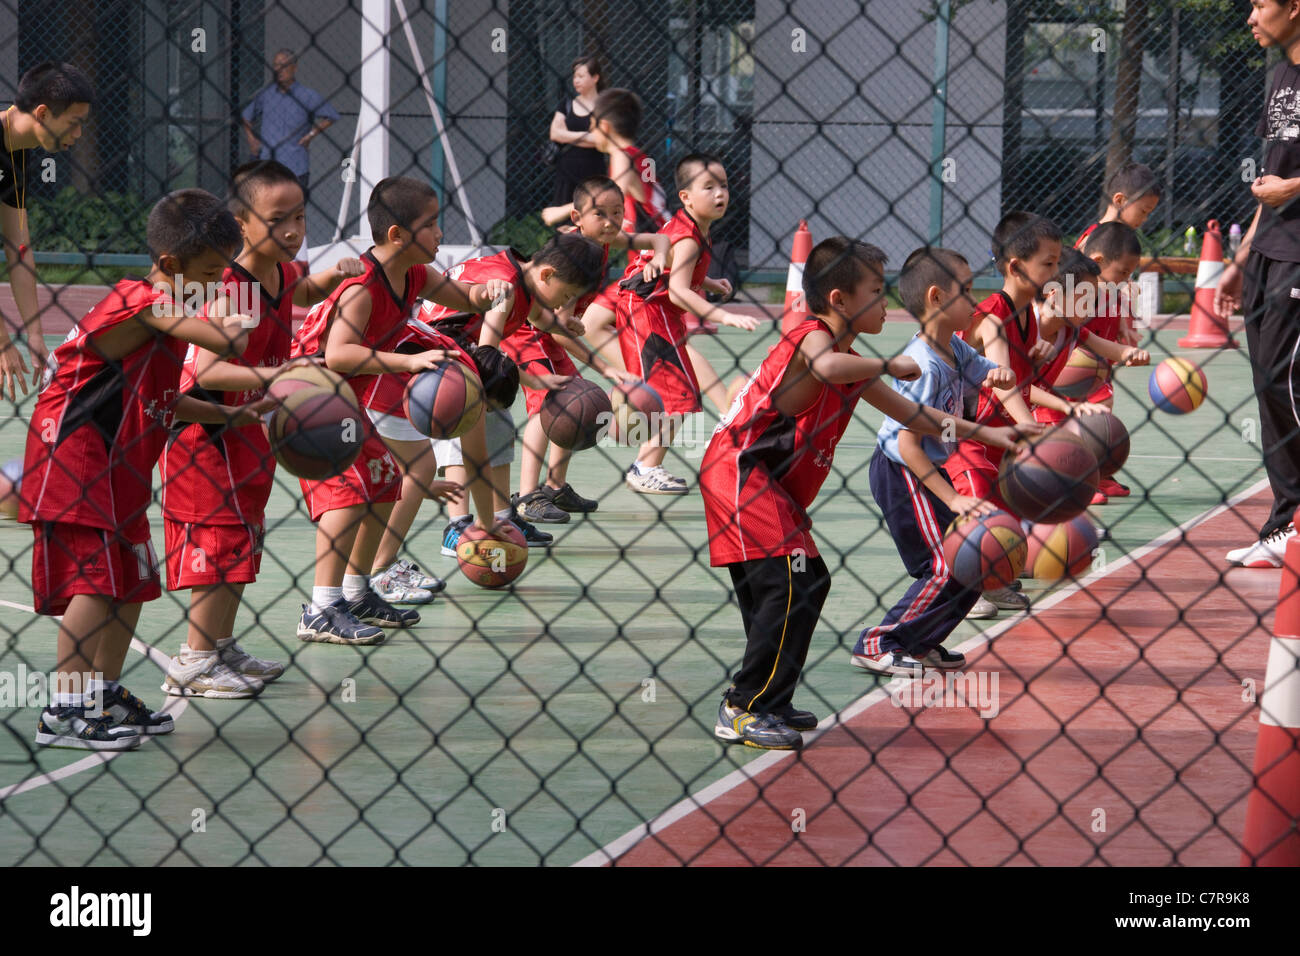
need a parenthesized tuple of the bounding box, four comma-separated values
(1217, 1, 1300, 567)
(1, 62, 93, 402)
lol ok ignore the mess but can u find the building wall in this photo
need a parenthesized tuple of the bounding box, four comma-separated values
(749, 0, 1006, 271)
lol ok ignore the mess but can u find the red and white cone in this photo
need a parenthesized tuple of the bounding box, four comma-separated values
(1178, 220, 1238, 349)
(1241, 535, 1300, 866)
(780, 220, 813, 338)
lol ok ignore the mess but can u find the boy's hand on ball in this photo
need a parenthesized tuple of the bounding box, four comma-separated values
(605, 368, 639, 385)
(232, 397, 276, 427)
(720, 310, 759, 331)
(952, 495, 996, 519)
(403, 349, 449, 373)
(983, 366, 1015, 389)
(334, 257, 366, 277)
(1070, 402, 1109, 417)
(1120, 347, 1149, 366)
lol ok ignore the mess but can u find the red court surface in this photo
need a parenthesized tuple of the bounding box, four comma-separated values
(602, 491, 1274, 866)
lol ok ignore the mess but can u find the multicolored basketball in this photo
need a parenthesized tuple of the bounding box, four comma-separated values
(998, 433, 1100, 523)
(1058, 411, 1130, 478)
(1024, 516, 1100, 580)
(405, 361, 485, 439)
(0, 458, 22, 519)
(1148, 357, 1207, 414)
(266, 362, 349, 403)
(1053, 349, 1108, 400)
(541, 377, 613, 451)
(269, 378, 363, 480)
(942, 510, 1028, 592)
(456, 523, 529, 588)
(609, 380, 665, 445)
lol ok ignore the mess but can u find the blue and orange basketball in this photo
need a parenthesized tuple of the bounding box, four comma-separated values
(269, 380, 364, 481)
(942, 510, 1028, 592)
(1058, 411, 1130, 478)
(998, 433, 1100, 524)
(609, 380, 665, 444)
(0, 458, 22, 519)
(1053, 349, 1108, 400)
(405, 361, 485, 439)
(541, 377, 612, 450)
(1024, 516, 1099, 580)
(456, 523, 529, 589)
(1148, 357, 1207, 414)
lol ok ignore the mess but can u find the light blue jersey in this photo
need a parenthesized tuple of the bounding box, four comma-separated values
(877, 333, 997, 466)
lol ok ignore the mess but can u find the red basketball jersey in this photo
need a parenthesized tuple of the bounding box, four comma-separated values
(617, 209, 711, 310)
(620, 146, 668, 235)
(20, 278, 184, 536)
(701, 319, 863, 565)
(961, 291, 1038, 428)
(419, 250, 533, 347)
(160, 261, 306, 526)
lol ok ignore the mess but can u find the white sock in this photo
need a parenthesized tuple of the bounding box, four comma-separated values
(342, 574, 369, 602)
(634, 459, 656, 473)
(311, 586, 344, 613)
(180, 645, 217, 659)
(494, 508, 513, 522)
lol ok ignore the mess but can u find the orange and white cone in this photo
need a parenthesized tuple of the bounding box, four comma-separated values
(1241, 536, 1300, 866)
(780, 220, 813, 338)
(1178, 220, 1238, 349)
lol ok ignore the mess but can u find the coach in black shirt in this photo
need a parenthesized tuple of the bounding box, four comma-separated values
(1217, 2, 1300, 568)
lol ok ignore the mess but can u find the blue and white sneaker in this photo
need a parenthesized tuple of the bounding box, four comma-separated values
(347, 589, 420, 628)
(850, 648, 923, 678)
(714, 700, 803, 750)
(298, 601, 386, 645)
(511, 512, 553, 548)
(34, 706, 140, 751)
(102, 684, 175, 735)
(440, 514, 474, 558)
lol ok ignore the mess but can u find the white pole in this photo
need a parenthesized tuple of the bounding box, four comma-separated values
(393, 0, 482, 246)
(357, 0, 391, 237)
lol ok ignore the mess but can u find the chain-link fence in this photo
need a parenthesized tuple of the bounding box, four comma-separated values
(0, 0, 1296, 868)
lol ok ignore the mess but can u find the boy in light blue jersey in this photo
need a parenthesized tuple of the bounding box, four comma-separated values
(853, 248, 1037, 677)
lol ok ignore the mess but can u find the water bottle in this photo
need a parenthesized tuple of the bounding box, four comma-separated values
(1229, 223, 1242, 256)
(1183, 226, 1196, 256)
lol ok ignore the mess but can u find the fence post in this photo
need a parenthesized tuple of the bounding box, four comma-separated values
(928, 0, 952, 246)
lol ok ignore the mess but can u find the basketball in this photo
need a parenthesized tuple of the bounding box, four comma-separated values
(269, 384, 364, 480)
(456, 523, 529, 589)
(942, 510, 1028, 592)
(609, 380, 665, 445)
(405, 361, 485, 439)
(267, 362, 351, 402)
(1053, 349, 1108, 400)
(0, 458, 22, 519)
(540, 377, 612, 451)
(1024, 516, 1100, 580)
(1058, 412, 1130, 478)
(998, 433, 1100, 523)
(1148, 357, 1208, 414)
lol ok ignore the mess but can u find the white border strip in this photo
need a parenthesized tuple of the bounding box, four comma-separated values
(573, 477, 1270, 866)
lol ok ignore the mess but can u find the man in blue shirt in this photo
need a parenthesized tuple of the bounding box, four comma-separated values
(241, 49, 338, 194)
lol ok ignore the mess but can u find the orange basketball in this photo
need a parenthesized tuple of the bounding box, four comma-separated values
(455, 523, 528, 589)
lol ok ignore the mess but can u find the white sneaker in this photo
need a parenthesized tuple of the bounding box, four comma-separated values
(1226, 525, 1296, 569)
(369, 564, 435, 605)
(966, 597, 998, 620)
(626, 465, 689, 495)
(217, 637, 285, 681)
(984, 586, 1029, 611)
(162, 653, 265, 699)
(394, 559, 446, 593)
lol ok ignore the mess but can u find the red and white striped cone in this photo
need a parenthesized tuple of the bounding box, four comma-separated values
(780, 220, 813, 338)
(1240, 535, 1300, 866)
(1178, 220, 1238, 349)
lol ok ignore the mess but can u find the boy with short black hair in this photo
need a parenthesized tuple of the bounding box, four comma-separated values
(1, 61, 94, 399)
(854, 246, 1040, 677)
(701, 240, 1028, 749)
(1075, 162, 1161, 251)
(22, 188, 264, 749)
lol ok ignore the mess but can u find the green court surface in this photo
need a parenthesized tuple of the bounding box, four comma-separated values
(0, 324, 1263, 865)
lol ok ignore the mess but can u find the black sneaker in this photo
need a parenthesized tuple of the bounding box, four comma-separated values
(514, 490, 570, 524)
(921, 645, 967, 670)
(511, 512, 554, 548)
(297, 601, 386, 645)
(548, 482, 598, 514)
(773, 703, 819, 731)
(102, 684, 175, 735)
(440, 514, 474, 557)
(34, 706, 140, 751)
(347, 589, 420, 627)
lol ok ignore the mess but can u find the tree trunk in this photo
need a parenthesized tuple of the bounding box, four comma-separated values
(1103, 0, 1149, 205)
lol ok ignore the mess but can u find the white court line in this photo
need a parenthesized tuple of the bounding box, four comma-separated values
(0, 600, 188, 802)
(573, 477, 1271, 866)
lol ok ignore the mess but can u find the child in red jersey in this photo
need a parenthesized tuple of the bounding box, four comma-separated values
(508, 176, 664, 523)
(22, 189, 264, 750)
(616, 152, 759, 495)
(158, 161, 368, 698)
(418, 232, 606, 554)
(947, 211, 1061, 618)
(293, 176, 511, 644)
(702, 239, 1028, 749)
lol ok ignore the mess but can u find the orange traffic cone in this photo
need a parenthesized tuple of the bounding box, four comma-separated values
(1240, 534, 1300, 866)
(780, 220, 813, 337)
(1178, 220, 1238, 349)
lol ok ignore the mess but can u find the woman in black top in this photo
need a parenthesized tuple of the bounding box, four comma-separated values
(549, 55, 606, 205)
